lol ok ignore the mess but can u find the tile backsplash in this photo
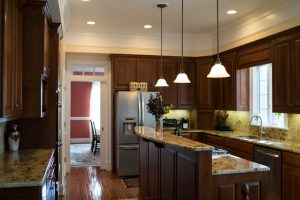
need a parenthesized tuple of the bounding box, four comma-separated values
(163, 110, 191, 120)
(0, 122, 6, 153)
(217, 110, 300, 141)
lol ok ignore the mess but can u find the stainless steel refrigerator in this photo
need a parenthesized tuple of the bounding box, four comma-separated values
(115, 91, 158, 177)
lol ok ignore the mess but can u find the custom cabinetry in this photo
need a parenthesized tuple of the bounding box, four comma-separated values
(272, 31, 300, 113)
(22, 0, 52, 118)
(0, 0, 23, 119)
(137, 58, 158, 91)
(177, 60, 196, 109)
(282, 151, 300, 200)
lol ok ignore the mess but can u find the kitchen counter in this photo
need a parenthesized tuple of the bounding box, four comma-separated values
(212, 154, 269, 175)
(0, 149, 55, 188)
(181, 129, 300, 154)
(135, 126, 213, 152)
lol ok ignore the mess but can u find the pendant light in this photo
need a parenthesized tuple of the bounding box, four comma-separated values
(174, 0, 191, 83)
(155, 4, 169, 87)
(207, 0, 230, 78)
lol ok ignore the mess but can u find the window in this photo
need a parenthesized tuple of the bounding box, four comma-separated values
(250, 63, 287, 128)
(71, 66, 105, 76)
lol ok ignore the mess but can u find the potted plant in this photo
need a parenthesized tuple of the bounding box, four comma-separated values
(146, 93, 173, 133)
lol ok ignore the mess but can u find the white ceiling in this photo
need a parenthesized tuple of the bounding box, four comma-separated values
(68, 0, 281, 36)
(62, 0, 300, 55)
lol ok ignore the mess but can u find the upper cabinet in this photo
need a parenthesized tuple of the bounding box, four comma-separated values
(177, 59, 196, 109)
(0, 0, 23, 119)
(22, 1, 52, 118)
(196, 57, 214, 110)
(136, 58, 158, 91)
(271, 31, 300, 113)
(160, 59, 178, 107)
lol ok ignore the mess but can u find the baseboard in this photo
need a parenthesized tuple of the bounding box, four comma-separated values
(101, 159, 112, 171)
(70, 138, 90, 143)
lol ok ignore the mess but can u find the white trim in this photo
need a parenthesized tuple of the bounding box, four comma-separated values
(70, 117, 90, 120)
(65, 58, 112, 172)
(70, 138, 90, 144)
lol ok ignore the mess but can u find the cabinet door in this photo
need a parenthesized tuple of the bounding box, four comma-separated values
(236, 68, 249, 111)
(293, 36, 300, 113)
(272, 36, 294, 113)
(177, 60, 195, 109)
(136, 57, 158, 91)
(196, 57, 214, 110)
(160, 59, 178, 107)
(1, 0, 22, 118)
(113, 57, 137, 90)
(221, 52, 236, 110)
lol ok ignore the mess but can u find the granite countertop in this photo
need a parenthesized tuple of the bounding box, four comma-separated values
(0, 149, 54, 188)
(181, 129, 300, 154)
(135, 126, 214, 152)
(212, 154, 270, 175)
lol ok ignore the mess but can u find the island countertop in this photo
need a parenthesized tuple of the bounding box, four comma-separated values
(135, 126, 214, 152)
(0, 149, 54, 188)
(212, 154, 270, 175)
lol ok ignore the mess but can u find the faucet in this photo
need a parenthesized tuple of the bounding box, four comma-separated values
(249, 115, 265, 140)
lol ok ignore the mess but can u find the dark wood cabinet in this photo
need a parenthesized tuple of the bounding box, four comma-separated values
(112, 57, 137, 90)
(224, 138, 254, 161)
(197, 111, 215, 129)
(196, 57, 214, 110)
(294, 37, 300, 113)
(282, 151, 300, 200)
(0, 0, 23, 119)
(139, 138, 149, 198)
(236, 68, 250, 111)
(136, 57, 158, 91)
(22, 1, 52, 118)
(177, 60, 196, 109)
(160, 59, 178, 107)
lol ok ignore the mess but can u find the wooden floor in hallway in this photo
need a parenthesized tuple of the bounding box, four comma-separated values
(60, 167, 141, 200)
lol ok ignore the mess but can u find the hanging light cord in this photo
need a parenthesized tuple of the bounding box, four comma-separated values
(160, 6, 163, 78)
(216, 0, 220, 62)
(181, 0, 184, 72)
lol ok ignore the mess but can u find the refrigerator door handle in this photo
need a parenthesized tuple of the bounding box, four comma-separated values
(141, 92, 145, 126)
(138, 92, 142, 126)
(119, 145, 139, 150)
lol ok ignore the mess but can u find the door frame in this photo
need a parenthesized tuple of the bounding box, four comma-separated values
(65, 60, 112, 172)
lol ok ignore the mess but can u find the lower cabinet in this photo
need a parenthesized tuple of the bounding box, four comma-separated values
(282, 151, 300, 200)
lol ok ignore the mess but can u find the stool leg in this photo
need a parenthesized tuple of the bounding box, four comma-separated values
(94, 140, 97, 155)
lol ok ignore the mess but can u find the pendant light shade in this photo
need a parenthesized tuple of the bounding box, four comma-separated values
(174, 0, 191, 84)
(155, 4, 169, 87)
(207, 59, 230, 78)
(207, 0, 230, 78)
(155, 78, 169, 87)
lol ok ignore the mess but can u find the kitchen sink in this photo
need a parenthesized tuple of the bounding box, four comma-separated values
(237, 135, 259, 140)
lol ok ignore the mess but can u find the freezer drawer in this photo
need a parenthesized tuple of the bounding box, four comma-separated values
(117, 145, 139, 177)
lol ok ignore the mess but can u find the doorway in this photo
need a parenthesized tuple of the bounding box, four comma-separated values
(65, 60, 112, 172)
(70, 81, 101, 167)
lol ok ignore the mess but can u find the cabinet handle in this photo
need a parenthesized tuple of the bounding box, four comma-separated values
(256, 149, 280, 158)
(15, 104, 19, 108)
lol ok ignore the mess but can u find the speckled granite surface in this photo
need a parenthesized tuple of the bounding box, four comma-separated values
(135, 126, 213, 151)
(182, 129, 300, 154)
(0, 149, 54, 188)
(212, 154, 270, 175)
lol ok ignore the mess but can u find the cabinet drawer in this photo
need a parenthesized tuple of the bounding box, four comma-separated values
(206, 135, 224, 147)
(283, 151, 300, 167)
(224, 138, 253, 154)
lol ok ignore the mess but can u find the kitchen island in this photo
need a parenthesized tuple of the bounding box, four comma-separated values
(135, 126, 270, 200)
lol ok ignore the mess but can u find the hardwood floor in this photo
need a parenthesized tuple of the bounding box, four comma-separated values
(60, 167, 141, 200)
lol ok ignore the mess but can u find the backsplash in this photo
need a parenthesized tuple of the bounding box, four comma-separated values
(163, 110, 191, 120)
(216, 110, 300, 141)
(0, 122, 6, 153)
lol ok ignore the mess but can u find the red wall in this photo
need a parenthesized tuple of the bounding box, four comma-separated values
(71, 82, 92, 139)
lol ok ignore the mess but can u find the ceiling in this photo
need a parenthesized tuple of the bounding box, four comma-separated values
(67, 0, 281, 36)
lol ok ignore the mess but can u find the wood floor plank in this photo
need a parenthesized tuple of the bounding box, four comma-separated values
(60, 167, 141, 200)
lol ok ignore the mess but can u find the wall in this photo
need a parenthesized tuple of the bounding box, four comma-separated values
(70, 82, 92, 139)
(219, 110, 300, 141)
(0, 123, 6, 153)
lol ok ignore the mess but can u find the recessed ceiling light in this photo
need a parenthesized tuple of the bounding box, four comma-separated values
(82, 0, 90, 2)
(144, 25, 152, 29)
(227, 10, 237, 15)
(86, 21, 95, 25)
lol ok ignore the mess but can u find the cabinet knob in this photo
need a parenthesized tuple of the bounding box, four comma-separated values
(15, 104, 19, 108)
